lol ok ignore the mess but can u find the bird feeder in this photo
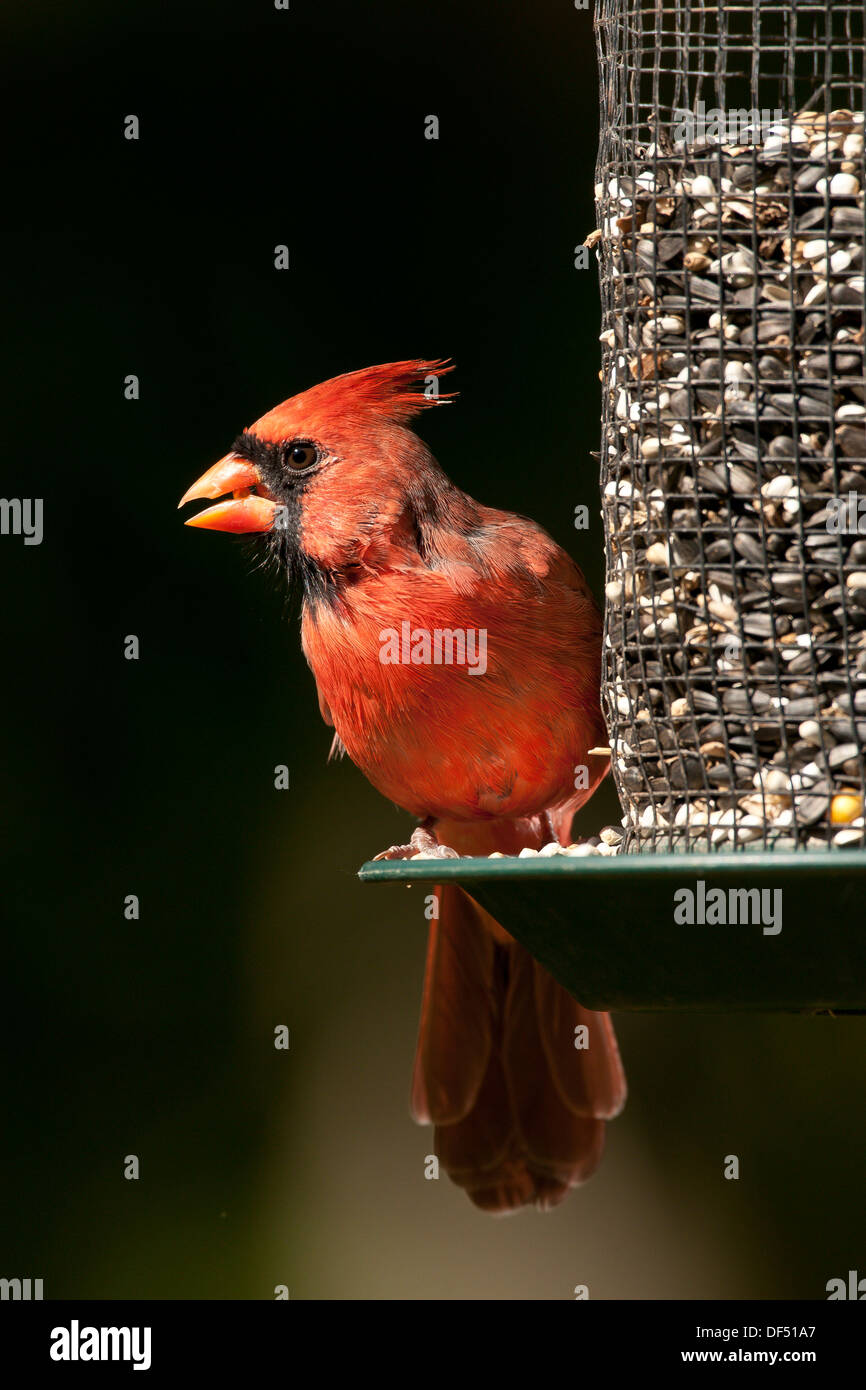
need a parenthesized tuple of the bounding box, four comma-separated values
(596, 0, 866, 853)
(362, 0, 866, 1013)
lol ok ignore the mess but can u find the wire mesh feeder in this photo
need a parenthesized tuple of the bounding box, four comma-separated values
(594, 0, 866, 853)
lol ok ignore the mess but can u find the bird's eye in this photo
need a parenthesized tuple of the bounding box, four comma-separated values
(287, 443, 318, 470)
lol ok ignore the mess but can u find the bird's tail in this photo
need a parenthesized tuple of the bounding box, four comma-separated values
(410, 814, 626, 1213)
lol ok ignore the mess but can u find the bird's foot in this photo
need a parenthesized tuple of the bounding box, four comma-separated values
(373, 825, 460, 861)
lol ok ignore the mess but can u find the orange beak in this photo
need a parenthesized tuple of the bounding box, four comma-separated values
(179, 452, 280, 533)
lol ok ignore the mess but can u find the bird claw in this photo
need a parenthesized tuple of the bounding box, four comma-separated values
(373, 826, 460, 861)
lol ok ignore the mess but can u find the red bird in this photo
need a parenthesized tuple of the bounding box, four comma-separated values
(180, 360, 625, 1212)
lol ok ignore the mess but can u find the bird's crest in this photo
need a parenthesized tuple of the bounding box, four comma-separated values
(310, 358, 457, 422)
(252, 359, 457, 438)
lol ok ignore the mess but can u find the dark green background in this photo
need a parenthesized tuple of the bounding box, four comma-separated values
(1, 0, 863, 1298)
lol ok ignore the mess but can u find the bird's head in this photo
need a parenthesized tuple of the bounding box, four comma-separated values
(179, 359, 457, 597)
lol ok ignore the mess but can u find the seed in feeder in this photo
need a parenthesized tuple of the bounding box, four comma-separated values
(796, 793, 832, 824)
(829, 744, 860, 772)
(762, 474, 795, 498)
(837, 402, 866, 421)
(831, 172, 861, 196)
(598, 101, 866, 854)
(830, 249, 853, 273)
(732, 815, 764, 842)
(802, 239, 830, 261)
(804, 281, 829, 307)
(798, 720, 823, 745)
(645, 542, 669, 564)
(831, 792, 863, 824)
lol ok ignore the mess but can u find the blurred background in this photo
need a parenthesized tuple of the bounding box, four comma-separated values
(1, 0, 864, 1299)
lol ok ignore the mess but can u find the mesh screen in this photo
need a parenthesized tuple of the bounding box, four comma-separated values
(595, 0, 866, 852)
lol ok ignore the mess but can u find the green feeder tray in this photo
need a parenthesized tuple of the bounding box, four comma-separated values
(360, 851, 866, 1013)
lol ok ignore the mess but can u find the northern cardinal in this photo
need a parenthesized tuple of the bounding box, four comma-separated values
(180, 360, 625, 1212)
